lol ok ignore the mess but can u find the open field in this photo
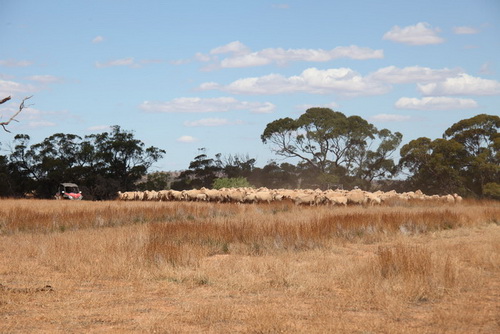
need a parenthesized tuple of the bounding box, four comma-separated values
(0, 199, 499, 333)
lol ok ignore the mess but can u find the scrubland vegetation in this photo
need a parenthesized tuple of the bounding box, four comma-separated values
(0, 199, 499, 333)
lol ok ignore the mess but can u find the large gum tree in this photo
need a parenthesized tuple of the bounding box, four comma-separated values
(261, 108, 402, 188)
(399, 114, 499, 197)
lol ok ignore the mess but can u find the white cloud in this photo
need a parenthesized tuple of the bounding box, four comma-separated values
(139, 97, 276, 114)
(217, 45, 384, 69)
(26, 75, 63, 84)
(13, 107, 66, 129)
(418, 74, 500, 96)
(295, 102, 340, 111)
(95, 57, 164, 68)
(395, 97, 478, 110)
(369, 66, 462, 84)
(200, 67, 390, 96)
(210, 41, 251, 56)
(92, 35, 105, 43)
(25, 120, 57, 128)
(0, 79, 36, 97)
(185, 41, 383, 70)
(453, 26, 479, 34)
(95, 57, 135, 68)
(184, 118, 245, 127)
(370, 114, 412, 122)
(177, 135, 198, 143)
(479, 62, 494, 75)
(88, 125, 112, 132)
(0, 59, 33, 67)
(383, 22, 444, 45)
(219, 53, 271, 68)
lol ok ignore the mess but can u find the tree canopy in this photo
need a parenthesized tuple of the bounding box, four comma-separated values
(261, 108, 402, 189)
(400, 114, 499, 197)
(2, 126, 165, 199)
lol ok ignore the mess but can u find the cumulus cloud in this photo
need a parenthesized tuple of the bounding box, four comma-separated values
(178, 41, 383, 70)
(200, 67, 390, 96)
(383, 22, 444, 45)
(210, 41, 251, 56)
(0, 59, 33, 67)
(177, 135, 198, 143)
(418, 73, 500, 96)
(139, 97, 275, 114)
(369, 66, 462, 84)
(395, 97, 478, 110)
(453, 26, 479, 34)
(184, 118, 245, 127)
(218, 45, 384, 69)
(370, 114, 412, 122)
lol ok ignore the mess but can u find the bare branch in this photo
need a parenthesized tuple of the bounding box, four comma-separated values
(0, 96, 11, 105)
(1, 95, 33, 132)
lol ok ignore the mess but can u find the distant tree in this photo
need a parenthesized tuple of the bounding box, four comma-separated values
(137, 171, 171, 191)
(7, 126, 165, 199)
(171, 148, 223, 190)
(261, 108, 402, 188)
(399, 137, 468, 195)
(87, 125, 166, 193)
(249, 162, 299, 189)
(443, 114, 499, 196)
(222, 154, 256, 179)
(399, 114, 499, 197)
(0, 151, 13, 197)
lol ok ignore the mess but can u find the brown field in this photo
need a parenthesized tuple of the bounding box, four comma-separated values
(0, 199, 499, 333)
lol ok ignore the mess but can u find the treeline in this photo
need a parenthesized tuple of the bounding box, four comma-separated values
(170, 110, 499, 199)
(0, 126, 165, 200)
(0, 110, 498, 200)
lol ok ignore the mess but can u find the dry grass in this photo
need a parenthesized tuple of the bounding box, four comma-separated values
(0, 199, 499, 333)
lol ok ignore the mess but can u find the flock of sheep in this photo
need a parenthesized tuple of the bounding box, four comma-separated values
(117, 187, 463, 206)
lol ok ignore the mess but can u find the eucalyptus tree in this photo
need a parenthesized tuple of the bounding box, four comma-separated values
(7, 126, 165, 198)
(400, 114, 499, 197)
(261, 108, 402, 188)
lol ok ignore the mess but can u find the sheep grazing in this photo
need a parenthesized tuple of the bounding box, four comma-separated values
(117, 187, 464, 206)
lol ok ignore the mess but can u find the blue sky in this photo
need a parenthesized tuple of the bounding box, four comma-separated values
(1, 0, 499, 171)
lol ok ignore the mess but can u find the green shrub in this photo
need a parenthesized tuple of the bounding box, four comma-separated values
(212, 177, 252, 189)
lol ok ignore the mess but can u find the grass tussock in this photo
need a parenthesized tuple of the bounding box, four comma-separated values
(144, 201, 498, 267)
(0, 199, 499, 333)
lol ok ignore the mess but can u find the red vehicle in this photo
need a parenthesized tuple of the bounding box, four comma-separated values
(55, 183, 83, 200)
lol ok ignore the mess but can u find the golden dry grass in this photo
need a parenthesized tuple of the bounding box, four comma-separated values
(0, 199, 499, 333)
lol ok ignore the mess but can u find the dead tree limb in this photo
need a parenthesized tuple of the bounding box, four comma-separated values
(0, 96, 11, 105)
(0, 95, 33, 132)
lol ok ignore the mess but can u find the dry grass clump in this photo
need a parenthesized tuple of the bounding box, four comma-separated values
(0, 199, 499, 333)
(340, 243, 457, 307)
(144, 201, 499, 267)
